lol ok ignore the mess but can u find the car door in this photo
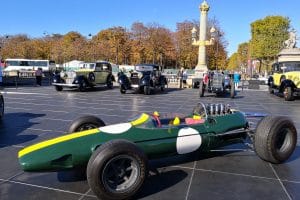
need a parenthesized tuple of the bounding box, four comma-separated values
(94, 63, 110, 84)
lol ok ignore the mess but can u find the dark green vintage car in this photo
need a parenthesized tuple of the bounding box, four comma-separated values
(52, 61, 114, 92)
(18, 103, 297, 200)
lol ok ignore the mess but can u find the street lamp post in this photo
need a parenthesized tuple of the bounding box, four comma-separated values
(210, 26, 222, 71)
(191, 0, 215, 79)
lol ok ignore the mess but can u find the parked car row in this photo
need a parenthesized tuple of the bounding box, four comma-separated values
(52, 62, 168, 95)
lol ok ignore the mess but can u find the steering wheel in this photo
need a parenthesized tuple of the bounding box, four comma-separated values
(192, 102, 208, 120)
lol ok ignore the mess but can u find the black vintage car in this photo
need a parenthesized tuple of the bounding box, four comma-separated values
(199, 72, 235, 98)
(118, 64, 167, 95)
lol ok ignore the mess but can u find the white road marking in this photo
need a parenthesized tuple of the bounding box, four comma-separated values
(0, 178, 97, 198)
(1, 91, 50, 96)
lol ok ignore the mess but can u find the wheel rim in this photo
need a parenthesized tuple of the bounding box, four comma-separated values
(275, 128, 293, 153)
(102, 155, 139, 193)
(76, 123, 98, 132)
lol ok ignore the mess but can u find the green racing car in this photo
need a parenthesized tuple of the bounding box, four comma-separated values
(18, 102, 297, 200)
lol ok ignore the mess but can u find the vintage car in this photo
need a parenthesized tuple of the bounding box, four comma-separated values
(118, 64, 167, 95)
(0, 92, 4, 119)
(199, 72, 235, 98)
(52, 61, 115, 92)
(268, 61, 300, 101)
(18, 102, 297, 200)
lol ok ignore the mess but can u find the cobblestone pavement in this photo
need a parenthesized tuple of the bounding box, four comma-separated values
(0, 85, 300, 200)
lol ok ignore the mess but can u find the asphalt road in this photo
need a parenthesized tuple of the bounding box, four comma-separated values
(0, 85, 300, 200)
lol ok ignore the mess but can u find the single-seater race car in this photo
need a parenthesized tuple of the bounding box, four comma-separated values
(18, 103, 297, 200)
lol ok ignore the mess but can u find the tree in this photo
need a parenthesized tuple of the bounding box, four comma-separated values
(249, 15, 290, 72)
(227, 53, 239, 71)
(175, 21, 198, 69)
(236, 42, 249, 72)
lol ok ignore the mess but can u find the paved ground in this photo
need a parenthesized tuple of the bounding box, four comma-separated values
(0, 85, 300, 200)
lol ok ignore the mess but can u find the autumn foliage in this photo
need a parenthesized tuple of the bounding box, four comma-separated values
(0, 21, 227, 69)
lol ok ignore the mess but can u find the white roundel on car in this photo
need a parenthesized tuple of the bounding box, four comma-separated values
(99, 123, 132, 134)
(176, 127, 202, 154)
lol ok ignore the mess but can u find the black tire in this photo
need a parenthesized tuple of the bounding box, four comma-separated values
(107, 76, 113, 89)
(160, 84, 165, 91)
(284, 87, 294, 101)
(79, 80, 87, 92)
(230, 80, 235, 98)
(144, 86, 150, 95)
(68, 115, 105, 133)
(268, 82, 274, 94)
(120, 85, 126, 94)
(199, 81, 204, 97)
(55, 86, 63, 91)
(87, 139, 148, 200)
(0, 95, 4, 119)
(254, 116, 297, 164)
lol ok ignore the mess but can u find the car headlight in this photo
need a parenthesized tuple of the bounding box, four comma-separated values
(60, 71, 66, 78)
(53, 79, 57, 83)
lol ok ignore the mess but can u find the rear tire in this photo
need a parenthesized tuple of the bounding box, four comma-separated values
(68, 115, 105, 133)
(254, 116, 297, 164)
(87, 139, 148, 200)
(284, 87, 294, 101)
(107, 76, 113, 89)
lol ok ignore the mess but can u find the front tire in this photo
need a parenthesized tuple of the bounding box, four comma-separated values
(230, 80, 235, 98)
(199, 81, 205, 97)
(79, 80, 87, 92)
(87, 140, 148, 200)
(0, 95, 4, 119)
(68, 115, 105, 133)
(254, 116, 297, 164)
(144, 86, 150, 95)
(55, 86, 63, 91)
(120, 85, 126, 94)
(284, 87, 294, 101)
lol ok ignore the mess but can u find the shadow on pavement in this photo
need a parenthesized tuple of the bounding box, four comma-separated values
(0, 113, 45, 148)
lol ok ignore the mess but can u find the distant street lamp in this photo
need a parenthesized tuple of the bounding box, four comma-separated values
(88, 33, 95, 61)
(191, 0, 215, 78)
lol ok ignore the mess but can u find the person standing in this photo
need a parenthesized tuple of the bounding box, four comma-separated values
(182, 69, 188, 88)
(233, 71, 241, 90)
(35, 68, 43, 86)
(177, 67, 184, 89)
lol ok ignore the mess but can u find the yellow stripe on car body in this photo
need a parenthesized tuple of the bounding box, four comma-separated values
(18, 128, 99, 158)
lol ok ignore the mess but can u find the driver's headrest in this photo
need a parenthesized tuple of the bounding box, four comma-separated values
(173, 117, 180, 125)
(153, 111, 160, 117)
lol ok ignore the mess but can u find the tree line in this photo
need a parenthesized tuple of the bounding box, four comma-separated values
(228, 15, 291, 73)
(0, 21, 227, 70)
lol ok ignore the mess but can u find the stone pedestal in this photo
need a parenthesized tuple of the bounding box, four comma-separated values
(278, 48, 300, 62)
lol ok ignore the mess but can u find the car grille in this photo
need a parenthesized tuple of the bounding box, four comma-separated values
(130, 77, 140, 85)
(65, 78, 74, 84)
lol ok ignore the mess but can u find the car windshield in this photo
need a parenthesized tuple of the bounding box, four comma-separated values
(279, 62, 300, 72)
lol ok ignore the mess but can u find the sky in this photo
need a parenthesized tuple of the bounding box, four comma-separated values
(1, 0, 300, 56)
